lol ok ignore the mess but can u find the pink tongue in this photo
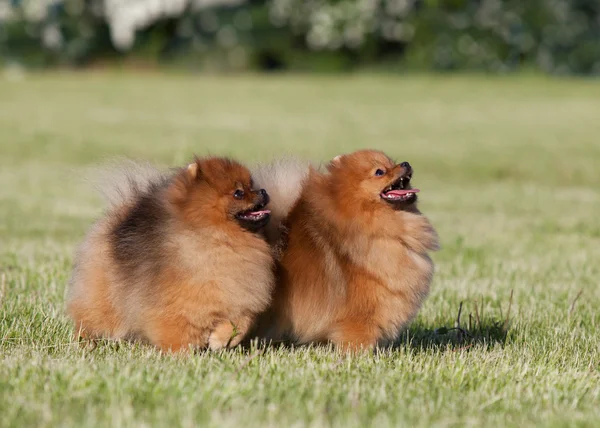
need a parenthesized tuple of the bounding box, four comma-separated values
(385, 189, 420, 196)
(248, 209, 271, 216)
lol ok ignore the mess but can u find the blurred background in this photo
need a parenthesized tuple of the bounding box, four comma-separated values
(2, 0, 600, 75)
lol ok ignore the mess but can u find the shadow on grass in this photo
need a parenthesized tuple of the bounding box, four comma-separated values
(399, 318, 509, 352)
(243, 293, 514, 354)
(390, 291, 515, 352)
(244, 318, 509, 354)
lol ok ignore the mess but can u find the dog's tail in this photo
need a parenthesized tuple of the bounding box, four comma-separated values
(251, 157, 311, 246)
(88, 159, 166, 210)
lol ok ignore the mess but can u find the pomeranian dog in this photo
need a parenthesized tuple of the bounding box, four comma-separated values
(67, 157, 274, 352)
(252, 150, 439, 351)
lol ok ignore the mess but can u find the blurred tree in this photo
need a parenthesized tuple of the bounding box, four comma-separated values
(1, 0, 599, 74)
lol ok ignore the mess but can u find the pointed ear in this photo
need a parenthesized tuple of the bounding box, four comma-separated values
(187, 162, 198, 178)
(327, 155, 343, 172)
(186, 158, 203, 181)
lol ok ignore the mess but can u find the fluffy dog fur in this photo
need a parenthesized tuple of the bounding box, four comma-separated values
(252, 150, 439, 351)
(67, 157, 274, 352)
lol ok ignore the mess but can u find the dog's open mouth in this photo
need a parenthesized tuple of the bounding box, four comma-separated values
(380, 175, 419, 204)
(236, 208, 271, 222)
(235, 203, 271, 231)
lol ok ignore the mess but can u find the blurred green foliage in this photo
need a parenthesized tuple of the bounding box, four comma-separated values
(1, 0, 599, 74)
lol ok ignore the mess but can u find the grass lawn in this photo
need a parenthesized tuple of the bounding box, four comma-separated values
(0, 72, 599, 427)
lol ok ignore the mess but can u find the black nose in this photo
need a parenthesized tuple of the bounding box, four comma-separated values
(259, 189, 269, 205)
(400, 161, 411, 169)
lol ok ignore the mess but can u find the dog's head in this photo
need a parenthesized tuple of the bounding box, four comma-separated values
(169, 157, 271, 232)
(325, 150, 419, 211)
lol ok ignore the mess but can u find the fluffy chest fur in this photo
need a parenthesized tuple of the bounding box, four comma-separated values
(341, 233, 435, 342)
(346, 232, 434, 297)
(167, 226, 274, 314)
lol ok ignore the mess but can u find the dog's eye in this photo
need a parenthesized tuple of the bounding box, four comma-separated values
(233, 189, 245, 199)
(374, 169, 385, 177)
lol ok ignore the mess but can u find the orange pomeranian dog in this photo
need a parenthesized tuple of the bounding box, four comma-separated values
(251, 150, 439, 351)
(67, 157, 274, 352)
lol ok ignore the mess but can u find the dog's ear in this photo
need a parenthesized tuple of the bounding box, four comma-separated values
(187, 162, 198, 178)
(169, 159, 203, 205)
(187, 158, 203, 181)
(327, 155, 343, 171)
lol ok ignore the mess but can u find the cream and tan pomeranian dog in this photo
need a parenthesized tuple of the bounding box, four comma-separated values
(252, 150, 439, 351)
(67, 157, 274, 352)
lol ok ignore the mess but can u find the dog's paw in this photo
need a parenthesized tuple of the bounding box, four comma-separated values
(208, 321, 239, 350)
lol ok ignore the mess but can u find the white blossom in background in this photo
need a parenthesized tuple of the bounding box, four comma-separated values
(268, 0, 291, 28)
(0, 0, 60, 21)
(385, 0, 412, 18)
(105, 0, 188, 50)
(268, 0, 416, 51)
(22, 0, 50, 21)
(0, 0, 247, 51)
(0, 0, 412, 51)
(0, 0, 58, 24)
(0, 1, 14, 21)
(1, 0, 417, 54)
(42, 24, 63, 49)
(105, 0, 247, 50)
